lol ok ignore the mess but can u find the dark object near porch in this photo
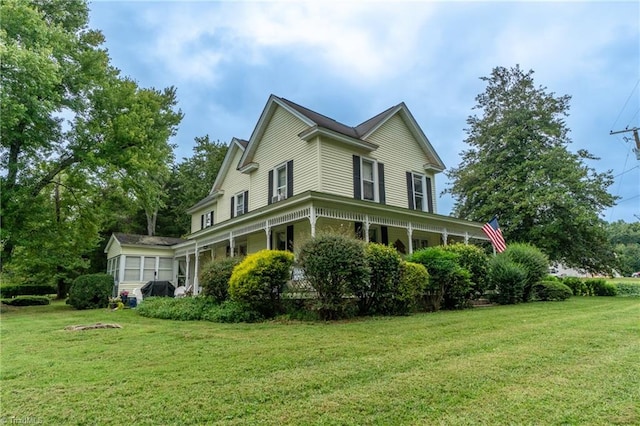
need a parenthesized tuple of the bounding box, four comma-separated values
(141, 281, 175, 297)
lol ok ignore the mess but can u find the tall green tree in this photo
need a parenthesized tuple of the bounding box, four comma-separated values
(606, 220, 640, 276)
(446, 65, 617, 273)
(1, 0, 182, 291)
(156, 136, 227, 237)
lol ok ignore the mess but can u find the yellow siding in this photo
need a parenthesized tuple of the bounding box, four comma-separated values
(365, 114, 438, 213)
(318, 140, 359, 199)
(106, 239, 122, 259)
(248, 106, 319, 209)
(215, 148, 250, 223)
(190, 201, 218, 234)
(247, 233, 267, 253)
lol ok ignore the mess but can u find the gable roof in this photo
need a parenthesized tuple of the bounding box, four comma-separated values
(186, 137, 248, 214)
(238, 95, 446, 171)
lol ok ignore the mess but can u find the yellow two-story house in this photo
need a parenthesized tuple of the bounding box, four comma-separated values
(105, 95, 489, 294)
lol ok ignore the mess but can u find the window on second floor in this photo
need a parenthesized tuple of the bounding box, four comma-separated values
(353, 155, 385, 204)
(200, 211, 214, 230)
(268, 160, 293, 204)
(231, 191, 248, 218)
(406, 171, 433, 213)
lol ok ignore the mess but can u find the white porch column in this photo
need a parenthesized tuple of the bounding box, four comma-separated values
(464, 232, 469, 245)
(309, 206, 317, 238)
(364, 215, 370, 243)
(185, 253, 190, 288)
(265, 222, 272, 250)
(193, 241, 200, 295)
(442, 228, 448, 246)
(407, 224, 414, 254)
(229, 232, 235, 257)
(118, 255, 126, 287)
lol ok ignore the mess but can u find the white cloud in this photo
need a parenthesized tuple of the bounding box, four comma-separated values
(140, 2, 437, 86)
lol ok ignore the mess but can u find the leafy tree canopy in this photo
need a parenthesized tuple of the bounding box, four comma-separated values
(446, 65, 617, 273)
(0, 0, 182, 292)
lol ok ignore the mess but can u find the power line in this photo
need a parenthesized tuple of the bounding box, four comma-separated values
(610, 79, 640, 131)
(613, 165, 639, 178)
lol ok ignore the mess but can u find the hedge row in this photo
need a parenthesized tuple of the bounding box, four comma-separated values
(1, 296, 51, 306)
(0, 283, 56, 298)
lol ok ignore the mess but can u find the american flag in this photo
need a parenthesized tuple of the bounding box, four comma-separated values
(482, 216, 507, 253)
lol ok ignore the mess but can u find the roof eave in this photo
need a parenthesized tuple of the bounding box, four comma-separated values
(299, 126, 378, 152)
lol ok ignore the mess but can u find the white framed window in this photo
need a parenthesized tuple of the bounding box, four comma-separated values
(142, 257, 156, 281)
(158, 258, 173, 281)
(271, 161, 291, 203)
(124, 256, 141, 281)
(409, 172, 432, 212)
(361, 157, 378, 202)
(235, 192, 245, 217)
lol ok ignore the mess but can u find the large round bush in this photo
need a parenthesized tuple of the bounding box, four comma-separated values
(488, 255, 526, 305)
(503, 243, 549, 302)
(397, 261, 429, 314)
(443, 243, 489, 299)
(533, 281, 572, 301)
(298, 233, 368, 320)
(228, 250, 294, 317)
(408, 247, 472, 310)
(200, 257, 241, 302)
(68, 273, 114, 310)
(355, 243, 403, 316)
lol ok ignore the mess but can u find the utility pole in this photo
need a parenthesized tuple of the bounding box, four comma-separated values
(610, 127, 640, 160)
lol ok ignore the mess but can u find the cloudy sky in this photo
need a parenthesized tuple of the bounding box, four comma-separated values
(89, 1, 639, 223)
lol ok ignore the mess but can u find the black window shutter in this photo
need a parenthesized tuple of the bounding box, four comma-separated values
(426, 177, 433, 213)
(243, 191, 249, 214)
(354, 221, 364, 240)
(378, 162, 385, 204)
(230, 197, 235, 219)
(268, 170, 274, 205)
(286, 160, 294, 198)
(381, 226, 389, 245)
(406, 172, 414, 210)
(353, 155, 361, 199)
(201, 214, 204, 230)
(286, 225, 294, 252)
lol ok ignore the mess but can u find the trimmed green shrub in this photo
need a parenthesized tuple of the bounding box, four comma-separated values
(298, 234, 369, 320)
(137, 297, 263, 323)
(228, 250, 295, 317)
(408, 247, 472, 310)
(205, 300, 264, 323)
(199, 257, 241, 302)
(353, 243, 403, 316)
(614, 282, 640, 297)
(586, 279, 617, 296)
(68, 274, 114, 310)
(532, 281, 572, 301)
(488, 255, 527, 305)
(562, 277, 589, 296)
(442, 243, 489, 299)
(503, 243, 549, 302)
(397, 261, 429, 314)
(0, 283, 57, 298)
(1, 296, 50, 306)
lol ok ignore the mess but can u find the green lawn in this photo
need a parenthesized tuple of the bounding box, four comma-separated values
(1, 298, 639, 425)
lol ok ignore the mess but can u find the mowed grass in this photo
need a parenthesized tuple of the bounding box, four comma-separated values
(1, 298, 639, 425)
